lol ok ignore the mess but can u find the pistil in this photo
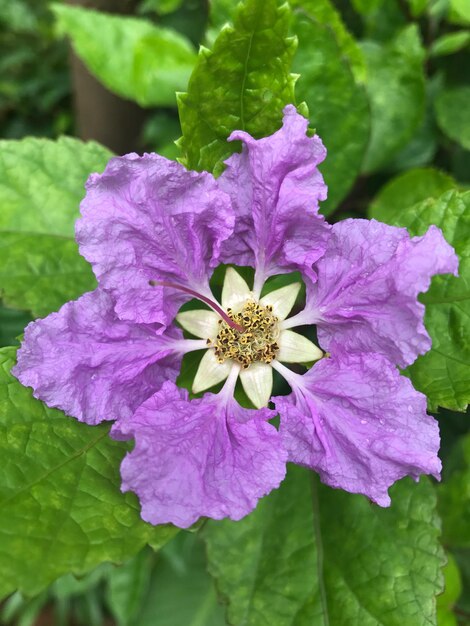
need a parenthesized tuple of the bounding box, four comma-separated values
(149, 279, 245, 333)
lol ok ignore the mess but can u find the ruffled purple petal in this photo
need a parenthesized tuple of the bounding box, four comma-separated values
(115, 382, 287, 528)
(274, 353, 441, 506)
(218, 105, 329, 284)
(295, 219, 458, 367)
(12, 289, 183, 425)
(76, 154, 234, 327)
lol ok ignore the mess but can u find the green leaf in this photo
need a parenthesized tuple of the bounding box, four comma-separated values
(0, 347, 177, 599)
(140, 0, 185, 15)
(106, 549, 154, 626)
(0, 305, 31, 347)
(449, 0, 470, 24)
(453, 549, 470, 617)
(435, 86, 470, 151)
(373, 189, 470, 412)
(52, 4, 196, 108)
(430, 31, 470, 57)
(436, 554, 462, 626)
(207, 0, 239, 43)
(291, 0, 370, 213)
(178, 0, 297, 173)
(0, 137, 112, 318)
(204, 465, 444, 626)
(387, 79, 440, 172)
(369, 167, 456, 222)
(407, 0, 428, 17)
(291, 0, 366, 83)
(137, 532, 225, 626)
(439, 433, 470, 549)
(361, 25, 426, 173)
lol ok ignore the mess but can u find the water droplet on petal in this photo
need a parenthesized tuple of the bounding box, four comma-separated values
(360, 419, 367, 424)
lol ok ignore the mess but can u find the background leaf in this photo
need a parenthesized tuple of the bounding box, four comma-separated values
(361, 25, 426, 173)
(204, 465, 444, 626)
(369, 167, 457, 223)
(435, 86, 470, 151)
(136, 533, 225, 626)
(0, 305, 31, 347)
(178, 0, 297, 173)
(52, 3, 197, 108)
(0, 137, 111, 317)
(449, 0, 470, 25)
(105, 549, 154, 626)
(430, 31, 470, 57)
(291, 0, 370, 214)
(439, 433, 470, 549)
(436, 554, 461, 626)
(0, 347, 177, 599)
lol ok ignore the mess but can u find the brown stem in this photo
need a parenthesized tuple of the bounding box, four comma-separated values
(66, 0, 147, 154)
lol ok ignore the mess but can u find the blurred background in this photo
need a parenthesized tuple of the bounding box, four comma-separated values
(0, 0, 469, 624)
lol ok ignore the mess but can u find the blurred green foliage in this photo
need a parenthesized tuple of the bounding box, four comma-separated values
(0, 0, 71, 139)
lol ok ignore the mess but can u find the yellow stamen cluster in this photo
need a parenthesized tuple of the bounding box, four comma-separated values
(210, 301, 280, 368)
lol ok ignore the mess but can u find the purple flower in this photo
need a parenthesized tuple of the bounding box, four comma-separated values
(284, 219, 459, 367)
(13, 105, 458, 528)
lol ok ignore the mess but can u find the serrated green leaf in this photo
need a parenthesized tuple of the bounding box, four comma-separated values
(178, 0, 296, 172)
(291, 0, 370, 214)
(430, 31, 470, 57)
(435, 86, 470, 151)
(439, 433, 470, 549)
(137, 533, 225, 626)
(204, 465, 444, 626)
(0, 137, 111, 318)
(52, 4, 196, 107)
(373, 189, 470, 411)
(369, 167, 456, 222)
(361, 25, 426, 173)
(0, 347, 177, 599)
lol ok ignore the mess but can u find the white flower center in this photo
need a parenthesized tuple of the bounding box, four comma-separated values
(176, 267, 323, 408)
(211, 300, 280, 368)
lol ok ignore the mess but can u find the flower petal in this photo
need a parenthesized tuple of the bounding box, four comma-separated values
(274, 353, 441, 506)
(221, 267, 251, 311)
(177, 309, 219, 339)
(290, 219, 458, 367)
(239, 363, 273, 409)
(115, 382, 287, 528)
(259, 282, 301, 320)
(192, 350, 232, 393)
(76, 154, 234, 328)
(277, 330, 323, 363)
(218, 105, 330, 282)
(12, 289, 182, 425)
